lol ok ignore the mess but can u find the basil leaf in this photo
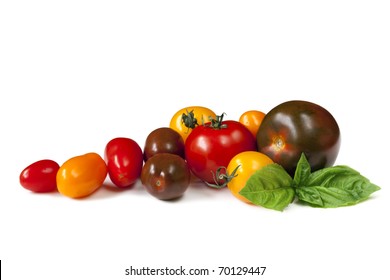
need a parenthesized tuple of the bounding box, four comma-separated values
(293, 153, 311, 188)
(296, 165, 381, 208)
(239, 164, 295, 211)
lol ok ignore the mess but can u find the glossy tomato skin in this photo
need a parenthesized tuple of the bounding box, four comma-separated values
(105, 137, 143, 188)
(227, 151, 273, 203)
(143, 127, 185, 161)
(239, 110, 266, 139)
(19, 159, 60, 193)
(141, 153, 190, 200)
(185, 120, 257, 185)
(57, 153, 107, 198)
(169, 106, 216, 142)
(257, 100, 341, 175)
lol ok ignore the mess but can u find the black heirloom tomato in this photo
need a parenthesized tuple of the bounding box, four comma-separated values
(141, 153, 190, 200)
(257, 100, 341, 175)
(143, 127, 185, 161)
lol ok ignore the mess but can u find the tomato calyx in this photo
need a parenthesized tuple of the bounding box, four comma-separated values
(205, 113, 228, 129)
(181, 109, 199, 130)
(206, 165, 241, 189)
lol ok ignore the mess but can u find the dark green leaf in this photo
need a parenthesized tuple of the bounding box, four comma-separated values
(293, 153, 311, 188)
(295, 165, 381, 208)
(239, 164, 295, 211)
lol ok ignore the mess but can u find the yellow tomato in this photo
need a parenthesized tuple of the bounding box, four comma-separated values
(239, 110, 266, 139)
(169, 106, 216, 142)
(57, 153, 107, 198)
(227, 151, 273, 203)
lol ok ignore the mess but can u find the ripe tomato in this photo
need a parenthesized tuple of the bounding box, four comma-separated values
(239, 110, 266, 139)
(143, 127, 185, 161)
(141, 153, 190, 200)
(19, 159, 60, 193)
(57, 153, 107, 198)
(226, 151, 273, 203)
(257, 100, 341, 175)
(185, 114, 257, 187)
(104, 137, 143, 188)
(169, 106, 216, 142)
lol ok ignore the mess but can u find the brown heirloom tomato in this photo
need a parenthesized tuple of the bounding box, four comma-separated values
(141, 153, 190, 200)
(257, 100, 341, 175)
(143, 127, 185, 161)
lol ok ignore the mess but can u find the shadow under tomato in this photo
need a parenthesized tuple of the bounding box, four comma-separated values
(81, 181, 140, 200)
(153, 194, 187, 203)
(183, 177, 232, 202)
(27, 189, 62, 197)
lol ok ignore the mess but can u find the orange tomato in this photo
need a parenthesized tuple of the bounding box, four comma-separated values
(169, 106, 216, 142)
(226, 151, 273, 203)
(239, 110, 266, 139)
(57, 153, 107, 198)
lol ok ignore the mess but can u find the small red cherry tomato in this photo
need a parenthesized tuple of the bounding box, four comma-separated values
(19, 159, 60, 193)
(104, 137, 144, 188)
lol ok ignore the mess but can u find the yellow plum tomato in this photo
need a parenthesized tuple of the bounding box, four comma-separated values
(57, 153, 107, 198)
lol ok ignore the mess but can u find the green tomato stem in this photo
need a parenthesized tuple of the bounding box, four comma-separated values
(206, 165, 240, 189)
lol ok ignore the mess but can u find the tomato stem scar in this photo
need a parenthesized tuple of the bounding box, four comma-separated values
(273, 136, 285, 151)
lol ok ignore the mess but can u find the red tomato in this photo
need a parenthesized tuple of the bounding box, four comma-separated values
(19, 159, 60, 193)
(185, 115, 257, 187)
(104, 137, 144, 188)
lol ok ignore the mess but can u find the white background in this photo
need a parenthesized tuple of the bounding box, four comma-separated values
(1, 1, 389, 279)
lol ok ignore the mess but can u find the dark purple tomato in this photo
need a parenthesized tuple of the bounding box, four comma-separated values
(143, 127, 185, 161)
(257, 100, 341, 175)
(141, 153, 190, 200)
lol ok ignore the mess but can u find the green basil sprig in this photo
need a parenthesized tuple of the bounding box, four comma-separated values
(238, 164, 295, 211)
(239, 153, 381, 211)
(293, 154, 381, 208)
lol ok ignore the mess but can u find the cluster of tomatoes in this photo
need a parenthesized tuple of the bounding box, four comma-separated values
(19, 101, 341, 204)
